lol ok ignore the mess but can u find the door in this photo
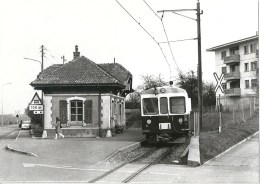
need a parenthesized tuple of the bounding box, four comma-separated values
(70, 100, 83, 125)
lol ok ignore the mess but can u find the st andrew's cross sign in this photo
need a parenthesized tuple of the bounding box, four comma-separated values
(213, 72, 224, 93)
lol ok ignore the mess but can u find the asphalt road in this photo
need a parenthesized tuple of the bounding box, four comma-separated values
(0, 125, 258, 183)
(0, 126, 141, 182)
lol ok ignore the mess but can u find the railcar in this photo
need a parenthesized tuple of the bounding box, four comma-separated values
(140, 85, 191, 142)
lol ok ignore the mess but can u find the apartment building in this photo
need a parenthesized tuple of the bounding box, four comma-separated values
(207, 35, 258, 108)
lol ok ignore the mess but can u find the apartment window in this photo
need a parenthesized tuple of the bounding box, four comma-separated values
(244, 45, 249, 54)
(221, 51, 226, 60)
(222, 83, 227, 90)
(250, 43, 257, 53)
(251, 61, 257, 71)
(244, 63, 249, 72)
(230, 46, 239, 55)
(222, 67, 227, 74)
(245, 80, 250, 89)
(251, 79, 257, 88)
(230, 65, 236, 72)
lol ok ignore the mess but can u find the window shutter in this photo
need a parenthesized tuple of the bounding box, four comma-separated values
(59, 100, 67, 124)
(85, 100, 92, 123)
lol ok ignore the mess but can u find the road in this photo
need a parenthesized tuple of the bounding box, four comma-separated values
(0, 126, 139, 182)
(100, 134, 258, 183)
(0, 125, 258, 183)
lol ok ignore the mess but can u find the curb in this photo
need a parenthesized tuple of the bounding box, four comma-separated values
(202, 131, 259, 165)
(5, 131, 38, 157)
(187, 135, 201, 167)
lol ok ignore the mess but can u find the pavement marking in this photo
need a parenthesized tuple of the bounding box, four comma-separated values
(23, 163, 109, 172)
(23, 162, 182, 178)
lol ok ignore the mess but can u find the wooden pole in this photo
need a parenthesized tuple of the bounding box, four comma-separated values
(219, 94, 222, 133)
(242, 102, 245, 123)
(233, 106, 235, 123)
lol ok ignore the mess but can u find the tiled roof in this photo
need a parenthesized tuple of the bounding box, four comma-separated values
(98, 63, 132, 86)
(31, 56, 126, 87)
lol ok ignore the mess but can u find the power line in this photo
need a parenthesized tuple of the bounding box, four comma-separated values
(115, 0, 172, 78)
(142, 0, 183, 75)
(43, 46, 64, 65)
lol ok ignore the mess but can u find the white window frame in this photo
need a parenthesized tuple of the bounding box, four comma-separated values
(66, 96, 86, 126)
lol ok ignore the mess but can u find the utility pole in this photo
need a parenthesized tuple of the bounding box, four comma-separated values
(40, 45, 45, 130)
(61, 55, 66, 65)
(158, 0, 203, 130)
(196, 1, 203, 129)
(41, 45, 44, 72)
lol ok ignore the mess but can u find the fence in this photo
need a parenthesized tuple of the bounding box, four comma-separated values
(190, 100, 259, 133)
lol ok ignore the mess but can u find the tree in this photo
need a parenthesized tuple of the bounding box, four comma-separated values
(24, 105, 43, 126)
(177, 70, 216, 108)
(137, 74, 167, 91)
(177, 71, 198, 107)
(203, 82, 216, 107)
(125, 92, 140, 109)
(125, 74, 167, 109)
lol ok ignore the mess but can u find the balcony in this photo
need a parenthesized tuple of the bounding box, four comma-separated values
(224, 88, 241, 96)
(224, 71, 240, 80)
(224, 54, 240, 64)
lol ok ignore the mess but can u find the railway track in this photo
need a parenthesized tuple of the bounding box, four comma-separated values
(89, 146, 176, 183)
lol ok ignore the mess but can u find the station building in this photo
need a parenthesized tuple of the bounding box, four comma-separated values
(207, 35, 258, 109)
(30, 46, 133, 138)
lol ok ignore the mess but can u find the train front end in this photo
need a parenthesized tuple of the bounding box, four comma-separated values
(140, 86, 191, 142)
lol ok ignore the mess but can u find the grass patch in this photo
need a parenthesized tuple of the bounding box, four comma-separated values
(199, 111, 258, 164)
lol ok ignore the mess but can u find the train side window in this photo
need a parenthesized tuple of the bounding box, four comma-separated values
(160, 97, 168, 114)
(142, 98, 158, 115)
(170, 97, 185, 114)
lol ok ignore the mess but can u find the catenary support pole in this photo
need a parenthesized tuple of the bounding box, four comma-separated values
(197, 1, 203, 130)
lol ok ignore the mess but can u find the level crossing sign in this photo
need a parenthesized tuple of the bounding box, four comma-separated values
(29, 92, 44, 115)
(213, 72, 224, 93)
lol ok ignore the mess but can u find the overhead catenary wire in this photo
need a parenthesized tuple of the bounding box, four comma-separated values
(115, 0, 173, 78)
(43, 46, 64, 65)
(142, 0, 183, 76)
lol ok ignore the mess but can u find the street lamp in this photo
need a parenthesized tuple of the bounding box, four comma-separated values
(1, 83, 12, 126)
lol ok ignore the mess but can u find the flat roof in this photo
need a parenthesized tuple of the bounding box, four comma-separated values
(207, 35, 259, 52)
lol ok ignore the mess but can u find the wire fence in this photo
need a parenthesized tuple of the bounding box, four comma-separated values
(190, 98, 259, 133)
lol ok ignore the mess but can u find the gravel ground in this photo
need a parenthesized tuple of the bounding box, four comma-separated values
(106, 136, 191, 165)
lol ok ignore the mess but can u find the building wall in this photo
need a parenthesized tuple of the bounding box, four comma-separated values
(101, 95, 110, 129)
(43, 95, 52, 129)
(214, 38, 258, 98)
(43, 93, 125, 138)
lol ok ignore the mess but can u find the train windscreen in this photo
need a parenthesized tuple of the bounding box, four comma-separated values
(170, 97, 186, 114)
(160, 97, 168, 114)
(143, 98, 158, 115)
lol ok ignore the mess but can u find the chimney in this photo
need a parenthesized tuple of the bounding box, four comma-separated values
(73, 45, 80, 59)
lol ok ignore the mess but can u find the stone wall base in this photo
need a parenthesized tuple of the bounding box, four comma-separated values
(45, 128, 105, 138)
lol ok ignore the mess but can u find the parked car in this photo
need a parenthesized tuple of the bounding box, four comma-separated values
(21, 120, 31, 130)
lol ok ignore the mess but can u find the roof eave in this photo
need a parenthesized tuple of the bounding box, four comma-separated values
(30, 82, 125, 89)
(206, 35, 259, 52)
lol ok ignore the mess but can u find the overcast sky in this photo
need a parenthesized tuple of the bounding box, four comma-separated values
(0, 0, 258, 115)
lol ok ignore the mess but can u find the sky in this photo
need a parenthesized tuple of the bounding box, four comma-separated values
(0, 0, 258, 115)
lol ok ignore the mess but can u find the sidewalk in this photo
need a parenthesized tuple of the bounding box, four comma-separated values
(126, 133, 259, 183)
(8, 128, 145, 168)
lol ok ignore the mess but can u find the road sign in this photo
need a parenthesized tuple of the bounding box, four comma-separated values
(213, 72, 224, 93)
(33, 111, 43, 114)
(30, 92, 42, 105)
(29, 105, 43, 111)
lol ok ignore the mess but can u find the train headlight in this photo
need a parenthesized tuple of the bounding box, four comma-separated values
(178, 118, 183, 124)
(147, 119, 152, 124)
